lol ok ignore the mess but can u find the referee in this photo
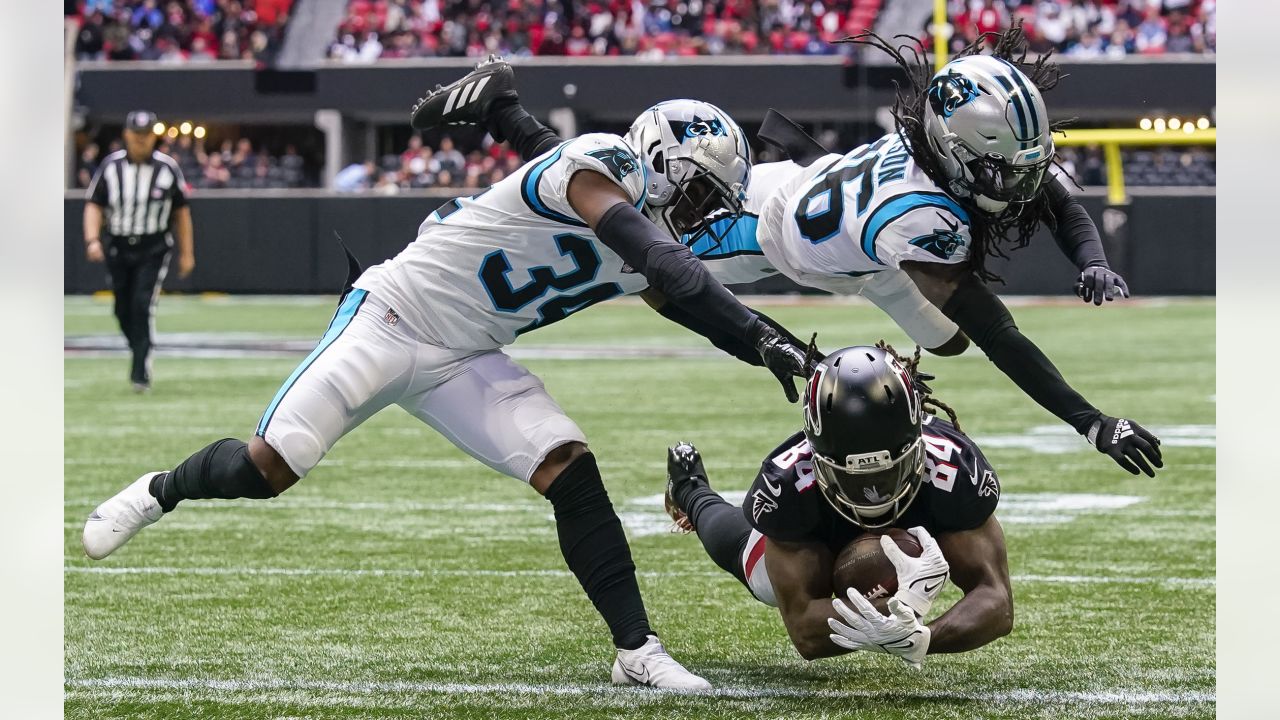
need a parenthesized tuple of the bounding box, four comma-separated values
(83, 110, 195, 392)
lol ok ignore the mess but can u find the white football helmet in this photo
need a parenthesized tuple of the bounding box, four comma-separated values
(921, 55, 1054, 214)
(624, 100, 751, 244)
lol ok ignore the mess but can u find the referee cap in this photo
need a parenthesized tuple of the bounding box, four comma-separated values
(125, 110, 159, 133)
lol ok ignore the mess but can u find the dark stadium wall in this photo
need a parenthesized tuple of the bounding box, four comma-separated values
(72, 58, 1215, 125)
(64, 191, 1215, 296)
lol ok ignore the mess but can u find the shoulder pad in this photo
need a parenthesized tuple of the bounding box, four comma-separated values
(521, 134, 647, 227)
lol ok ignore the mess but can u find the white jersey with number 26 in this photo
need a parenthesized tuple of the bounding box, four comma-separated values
(354, 133, 651, 350)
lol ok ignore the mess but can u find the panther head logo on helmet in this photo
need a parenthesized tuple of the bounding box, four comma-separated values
(623, 100, 750, 246)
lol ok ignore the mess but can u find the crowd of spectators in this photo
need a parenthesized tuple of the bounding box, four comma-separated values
(335, 134, 525, 193)
(948, 0, 1214, 57)
(76, 134, 314, 189)
(328, 0, 886, 60)
(69, 0, 292, 63)
(328, 0, 1214, 61)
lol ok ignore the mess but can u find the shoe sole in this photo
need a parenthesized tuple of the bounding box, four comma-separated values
(410, 56, 513, 130)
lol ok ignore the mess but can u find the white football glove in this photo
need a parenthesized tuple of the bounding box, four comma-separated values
(828, 591, 931, 668)
(882, 526, 949, 617)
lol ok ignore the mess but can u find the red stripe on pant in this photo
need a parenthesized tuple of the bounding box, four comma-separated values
(743, 533, 767, 579)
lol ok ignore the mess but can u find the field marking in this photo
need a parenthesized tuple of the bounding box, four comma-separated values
(62, 676, 1215, 706)
(976, 424, 1215, 452)
(63, 565, 1215, 587)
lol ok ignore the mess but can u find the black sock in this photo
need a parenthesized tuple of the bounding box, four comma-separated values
(152, 438, 277, 511)
(544, 452, 652, 650)
(675, 479, 753, 588)
(488, 101, 562, 161)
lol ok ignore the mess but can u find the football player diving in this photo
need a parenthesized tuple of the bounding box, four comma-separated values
(665, 344, 1008, 667)
(82, 96, 814, 689)
(437, 25, 1162, 480)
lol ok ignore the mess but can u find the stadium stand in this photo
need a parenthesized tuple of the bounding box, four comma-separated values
(75, 134, 315, 189)
(327, 0, 1214, 61)
(948, 0, 1214, 57)
(70, 0, 294, 62)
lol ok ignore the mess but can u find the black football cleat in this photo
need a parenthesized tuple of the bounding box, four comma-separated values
(410, 54, 517, 131)
(664, 442, 709, 534)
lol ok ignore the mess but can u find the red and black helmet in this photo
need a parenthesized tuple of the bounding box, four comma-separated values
(802, 346, 925, 528)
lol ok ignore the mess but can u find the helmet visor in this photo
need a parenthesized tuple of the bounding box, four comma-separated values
(964, 153, 1053, 205)
(659, 162, 746, 243)
(811, 439, 925, 528)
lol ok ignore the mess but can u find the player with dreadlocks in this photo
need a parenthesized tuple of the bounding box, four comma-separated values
(663, 342, 1012, 666)
(421, 24, 1161, 478)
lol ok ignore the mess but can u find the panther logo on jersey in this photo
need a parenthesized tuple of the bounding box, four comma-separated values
(585, 147, 640, 182)
(909, 214, 966, 260)
(928, 72, 980, 119)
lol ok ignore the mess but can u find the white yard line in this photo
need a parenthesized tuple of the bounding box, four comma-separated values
(63, 565, 1216, 587)
(62, 676, 1215, 705)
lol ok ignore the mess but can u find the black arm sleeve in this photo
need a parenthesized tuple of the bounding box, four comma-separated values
(1044, 176, 1108, 270)
(595, 202, 765, 345)
(654, 301, 802, 367)
(489, 101, 562, 162)
(943, 276, 1101, 434)
(656, 301, 763, 366)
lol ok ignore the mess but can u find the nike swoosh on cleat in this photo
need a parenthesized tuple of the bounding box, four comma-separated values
(620, 659, 650, 685)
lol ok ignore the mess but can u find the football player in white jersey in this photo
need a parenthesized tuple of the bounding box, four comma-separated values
(455, 27, 1162, 479)
(81, 93, 812, 690)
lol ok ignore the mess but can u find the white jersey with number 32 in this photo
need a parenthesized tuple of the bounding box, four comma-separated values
(354, 133, 651, 349)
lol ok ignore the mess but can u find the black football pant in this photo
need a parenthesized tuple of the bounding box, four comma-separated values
(104, 238, 171, 385)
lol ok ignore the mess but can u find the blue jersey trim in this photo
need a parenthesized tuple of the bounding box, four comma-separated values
(686, 213, 762, 258)
(256, 289, 368, 437)
(520, 142, 588, 228)
(860, 192, 970, 265)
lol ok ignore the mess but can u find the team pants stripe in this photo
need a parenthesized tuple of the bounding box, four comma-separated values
(256, 290, 368, 437)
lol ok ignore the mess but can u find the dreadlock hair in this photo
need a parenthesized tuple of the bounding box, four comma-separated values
(875, 340, 962, 432)
(835, 22, 1076, 283)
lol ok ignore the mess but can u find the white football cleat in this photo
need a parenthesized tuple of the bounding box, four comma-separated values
(82, 471, 167, 560)
(611, 635, 712, 691)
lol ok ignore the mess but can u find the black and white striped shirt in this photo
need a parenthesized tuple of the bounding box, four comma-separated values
(85, 150, 188, 238)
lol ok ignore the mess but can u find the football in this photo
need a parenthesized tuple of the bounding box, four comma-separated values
(831, 528, 923, 613)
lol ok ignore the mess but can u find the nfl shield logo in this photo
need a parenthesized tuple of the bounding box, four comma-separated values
(384, 308, 400, 326)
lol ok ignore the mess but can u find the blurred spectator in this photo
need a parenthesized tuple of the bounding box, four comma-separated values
(75, 132, 317, 189)
(335, 161, 377, 192)
(69, 0, 293, 62)
(947, 0, 1212, 57)
(76, 143, 102, 189)
(330, 0, 1213, 60)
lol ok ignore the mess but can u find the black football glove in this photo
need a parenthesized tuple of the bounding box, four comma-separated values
(751, 323, 808, 403)
(1075, 266, 1130, 306)
(1086, 415, 1164, 477)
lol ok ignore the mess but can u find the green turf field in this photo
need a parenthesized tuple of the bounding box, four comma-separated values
(63, 295, 1215, 719)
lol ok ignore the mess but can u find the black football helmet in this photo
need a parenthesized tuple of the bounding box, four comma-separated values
(802, 346, 925, 529)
